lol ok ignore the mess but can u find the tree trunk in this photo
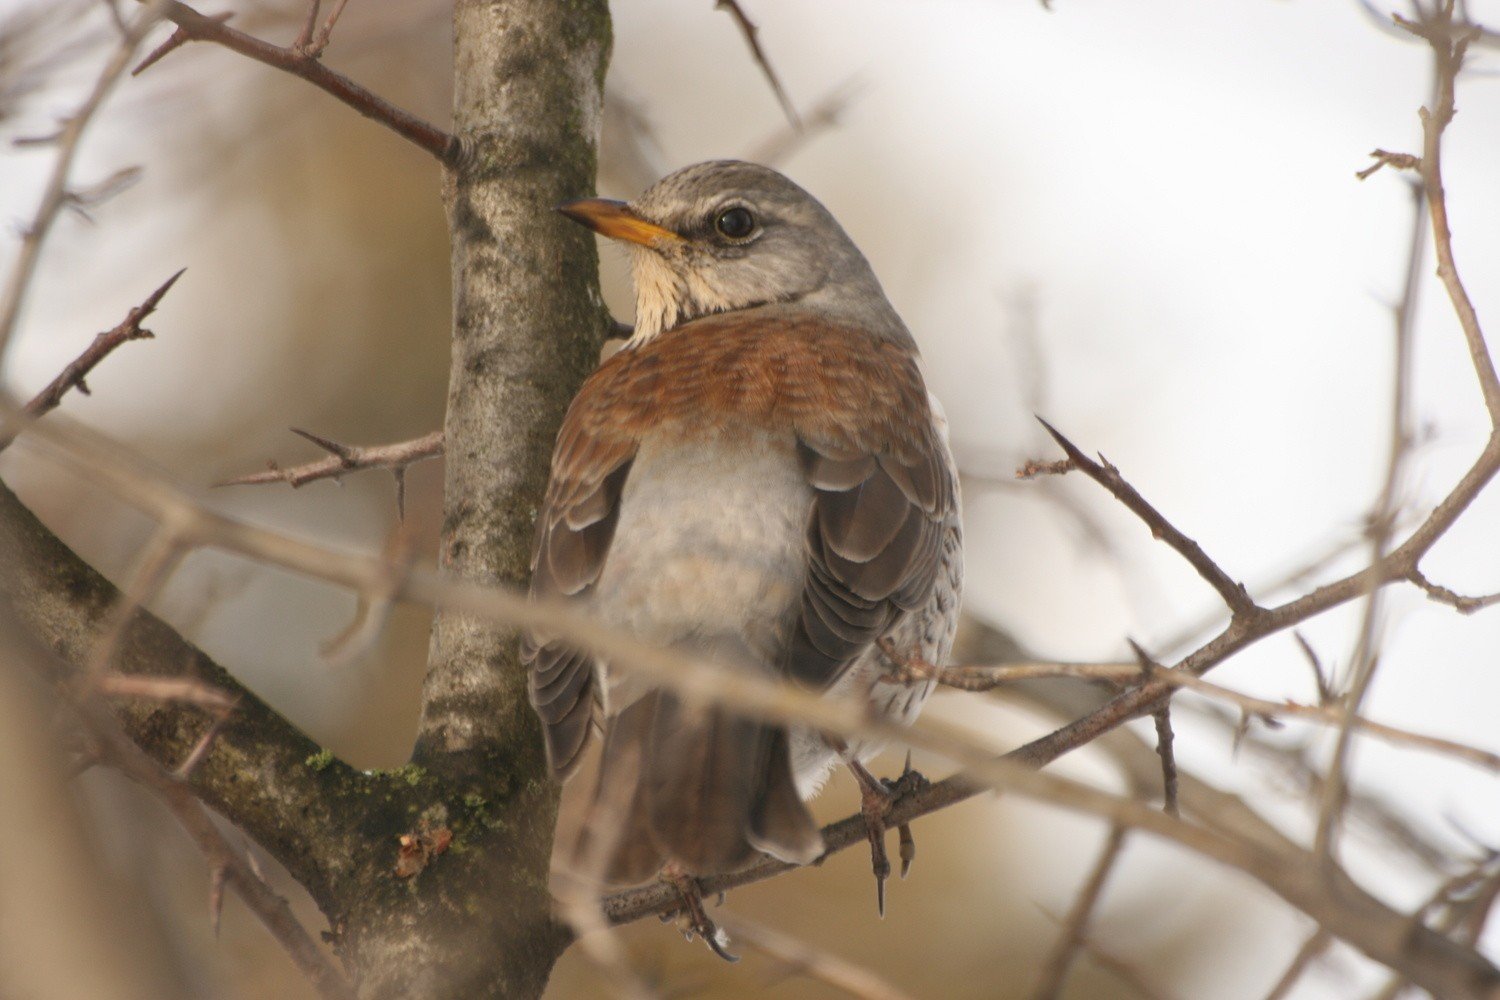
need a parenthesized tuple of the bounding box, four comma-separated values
(336, 2, 615, 997)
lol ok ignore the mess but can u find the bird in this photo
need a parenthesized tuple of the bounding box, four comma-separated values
(525, 160, 963, 951)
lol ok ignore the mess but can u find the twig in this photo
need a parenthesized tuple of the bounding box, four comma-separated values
(215, 428, 443, 491)
(1031, 418, 1260, 618)
(131, 0, 456, 163)
(1408, 567, 1500, 614)
(1318, 8, 1457, 866)
(715, 0, 799, 128)
(0, 0, 167, 368)
(1396, 6, 1500, 426)
(718, 912, 916, 1000)
(943, 657, 1500, 774)
(1152, 706, 1179, 817)
(1293, 631, 1335, 705)
(0, 269, 183, 452)
(1028, 825, 1128, 1000)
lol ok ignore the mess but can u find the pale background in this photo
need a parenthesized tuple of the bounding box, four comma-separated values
(2, 1, 1498, 997)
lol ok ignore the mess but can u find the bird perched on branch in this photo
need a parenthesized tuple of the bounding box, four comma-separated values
(526, 160, 963, 954)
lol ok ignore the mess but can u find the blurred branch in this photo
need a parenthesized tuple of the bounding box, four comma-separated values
(12, 400, 1500, 996)
(69, 676, 357, 1000)
(719, 912, 916, 1000)
(0, 471, 368, 916)
(746, 77, 862, 166)
(1318, 0, 1486, 866)
(0, 268, 182, 452)
(131, 0, 457, 163)
(1028, 824, 1128, 1000)
(0, 0, 166, 369)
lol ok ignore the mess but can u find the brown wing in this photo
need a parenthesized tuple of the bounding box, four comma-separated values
(785, 354, 953, 690)
(524, 379, 639, 779)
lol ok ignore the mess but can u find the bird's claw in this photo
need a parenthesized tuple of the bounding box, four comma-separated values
(661, 866, 738, 962)
(850, 752, 931, 915)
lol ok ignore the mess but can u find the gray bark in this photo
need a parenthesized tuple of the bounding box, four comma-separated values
(0, 2, 614, 998)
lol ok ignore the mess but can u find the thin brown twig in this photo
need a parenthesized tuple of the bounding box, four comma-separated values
(1028, 824, 1128, 1000)
(1408, 567, 1500, 613)
(131, 0, 456, 163)
(1032, 418, 1260, 618)
(0, 269, 183, 452)
(1396, 6, 1500, 425)
(0, 0, 167, 368)
(940, 657, 1500, 774)
(1318, 14, 1444, 866)
(714, 0, 799, 128)
(215, 428, 443, 490)
(1152, 706, 1179, 817)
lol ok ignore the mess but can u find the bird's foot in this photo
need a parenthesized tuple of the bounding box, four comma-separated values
(847, 753, 928, 917)
(876, 636, 942, 684)
(660, 864, 737, 962)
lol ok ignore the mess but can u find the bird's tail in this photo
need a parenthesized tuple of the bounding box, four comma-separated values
(574, 658, 823, 884)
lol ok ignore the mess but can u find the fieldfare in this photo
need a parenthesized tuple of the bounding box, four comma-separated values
(526, 160, 963, 948)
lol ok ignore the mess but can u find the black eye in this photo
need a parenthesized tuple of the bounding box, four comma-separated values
(714, 206, 756, 240)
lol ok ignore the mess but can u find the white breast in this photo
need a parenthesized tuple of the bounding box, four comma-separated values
(590, 429, 812, 709)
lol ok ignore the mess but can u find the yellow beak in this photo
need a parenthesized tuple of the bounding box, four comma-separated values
(556, 198, 682, 247)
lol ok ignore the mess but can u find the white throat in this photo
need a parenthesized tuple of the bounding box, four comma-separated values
(627, 246, 743, 345)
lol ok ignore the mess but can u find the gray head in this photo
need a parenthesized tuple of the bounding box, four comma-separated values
(559, 160, 907, 344)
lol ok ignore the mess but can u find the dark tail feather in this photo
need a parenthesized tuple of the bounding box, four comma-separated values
(644, 693, 823, 875)
(573, 695, 665, 886)
(749, 729, 823, 865)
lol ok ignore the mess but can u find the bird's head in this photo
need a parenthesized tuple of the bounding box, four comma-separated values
(558, 160, 901, 344)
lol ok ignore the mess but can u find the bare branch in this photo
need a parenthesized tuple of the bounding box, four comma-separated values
(131, 0, 457, 163)
(0, 269, 183, 452)
(714, 0, 799, 128)
(215, 428, 443, 489)
(1409, 567, 1500, 614)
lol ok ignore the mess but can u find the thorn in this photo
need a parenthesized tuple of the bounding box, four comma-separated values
(393, 465, 407, 521)
(290, 427, 356, 462)
(132, 14, 234, 76)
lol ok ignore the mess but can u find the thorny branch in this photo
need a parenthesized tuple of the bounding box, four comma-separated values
(1032, 418, 1261, 619)
(215, 428, 443, 519)
(131, 0, 457, 163)
(0, 268, 183, 452)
